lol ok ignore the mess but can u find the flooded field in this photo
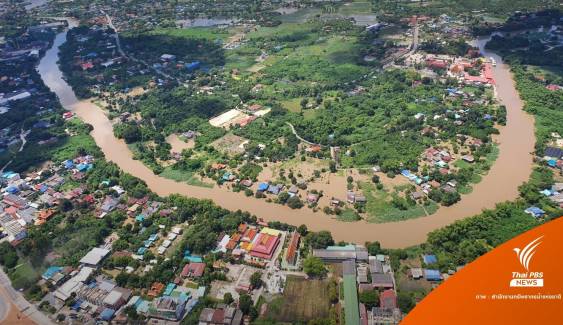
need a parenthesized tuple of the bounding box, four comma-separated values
(37, 28, 535, 248)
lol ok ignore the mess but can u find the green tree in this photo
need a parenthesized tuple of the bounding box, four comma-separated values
(250, 271, 262, 289)
(359, 290, 380, 308)
(239, 293, 253, 314)
(297, 224, 308, 236)
(306, 231, 334, 249)
(303, 256, 327, 278)
(223, 292, 234, 305)
(397, 291, 415, 313)
(287, 196, 304, 209)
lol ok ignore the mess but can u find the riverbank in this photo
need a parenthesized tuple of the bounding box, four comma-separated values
(37, 28, 535, 248)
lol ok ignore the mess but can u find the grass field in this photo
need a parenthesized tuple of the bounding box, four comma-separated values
(263, 276, 331, 322)
(360, 182, 439, 223)
(160, 167, 214, 188)
(150, 27, 230, 41)
(337, 208, 361, 222)
(9, 260, 40, 289)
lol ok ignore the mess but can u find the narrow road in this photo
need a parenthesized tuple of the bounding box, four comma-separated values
(286, 122, 325, 147)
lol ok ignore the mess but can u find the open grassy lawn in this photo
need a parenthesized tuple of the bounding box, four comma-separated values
(263, 276, 331, 323)
(337, 1, 373, 15)
(160, 167, 214, 188)
(278, 8, 322, 23)
(10, 260, 40, 289)
(281, 98, 302, 113)
(337, 208, 361, 222)
(150, 27, 230, 41)
(360, 182, 438, 223)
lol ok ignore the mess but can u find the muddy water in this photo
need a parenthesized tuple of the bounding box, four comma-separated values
(37, 30, 535, 248)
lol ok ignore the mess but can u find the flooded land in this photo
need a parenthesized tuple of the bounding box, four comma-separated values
(37, 28, 535, 248)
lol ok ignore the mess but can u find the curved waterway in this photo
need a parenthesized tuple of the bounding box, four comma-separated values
(37, 29, 535, 248)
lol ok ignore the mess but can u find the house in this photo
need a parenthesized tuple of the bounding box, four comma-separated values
(357, 265, 369, 283)
(249, 233, 280, 261)
(544, 147, 563, 159)
(355, 195, 367, 204)
(410, 191, 424, 200)
(267, 184, 282, 195)
(160, 54, 176, 61)
(181, 262, 205, 278)
(368, 256, 383, 275)
(347, 191, 356, 203)
(199, 306, 243, 325)
(284, 231, 300, 266)
(423, 254, 437, 265)
(306, 193, 319, 204)
(248, 104, 263, 111)
(424, 269, 442, 281)
(288, 185, 299, 195)
(148, 282, 165, 297)
(79, 247, 110, 268)
(43, 266, 72, 286)
(371, 273, 394, 289)
(410, 268, 423, 279)
(3, 194, 28, 209)
(380, 290, 397, 309)
(313, 245, 369, 263)
(524, 206, 545, 218)
(101, 196, 118, 213)
(462, 155, 475, 163)
(147, 295, 189, 321)
(240, 179, 253, 187)
(257, 182, 269, 192)
(546, 84, 562, 91)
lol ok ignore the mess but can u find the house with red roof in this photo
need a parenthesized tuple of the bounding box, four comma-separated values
(380, 289, 398, 309)
(546, 84, 562, 91)
(250, 233, 280, 261)
(181, 262, 205, 278)
(426, 58, 448, 70)
(284, 232, 300, 266)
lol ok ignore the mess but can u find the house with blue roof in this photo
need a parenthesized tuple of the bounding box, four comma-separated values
(163, 283, 176, 296)
(136, 214, 145, 222)
(149, 234, 159, 241)
(186, 61, 201, 72)
(540, 189, 552, 196)
(222, 172, 234, 181)
(76, 163, 93, 172)
(423, 254, 438, 265)
(99, 308, 115, 321)
(42, 266, 63, 281)
(5, 186, 19, 194)
(137, 247, 147, 255)
(424, 269, 442, 281)
(525, 206, 545, 218)
(257, 182, 269, 192)
(1, 171, 19, 180)
(63, 159, 74, 169)
(183, 250, 203, 263)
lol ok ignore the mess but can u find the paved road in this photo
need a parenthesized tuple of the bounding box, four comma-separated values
(0, 269, 56, 325)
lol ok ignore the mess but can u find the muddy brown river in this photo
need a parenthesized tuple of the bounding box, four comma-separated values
(37, 29, 535, 248)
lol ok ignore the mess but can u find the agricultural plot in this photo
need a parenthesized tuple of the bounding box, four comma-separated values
(263, 276, 331, 322)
